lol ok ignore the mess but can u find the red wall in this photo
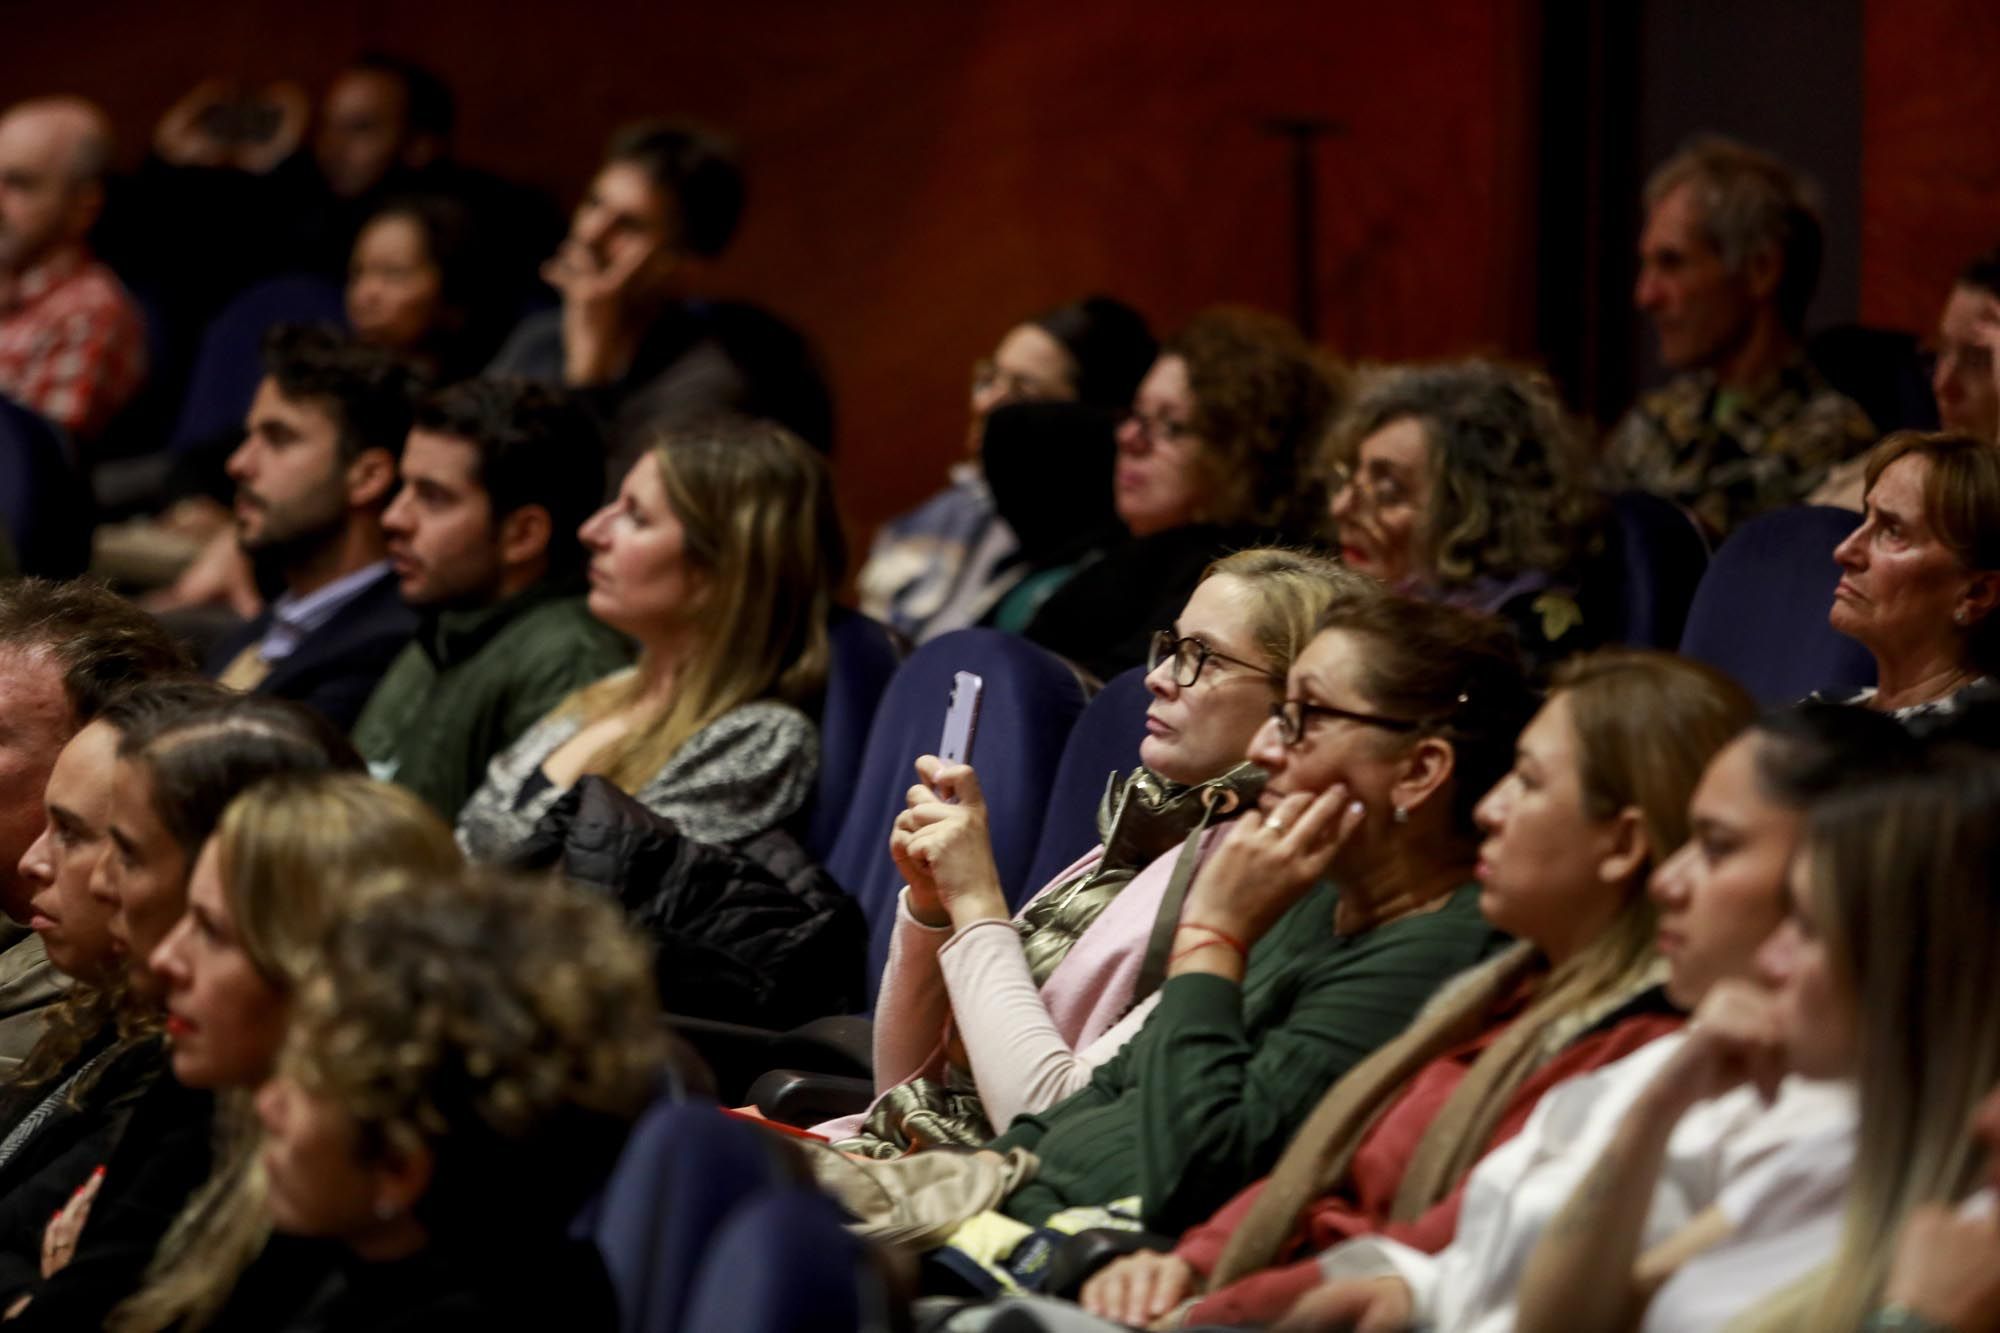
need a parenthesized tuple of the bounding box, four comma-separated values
(1859, 0, 2000, 334)
(7, 1, 1541, 542)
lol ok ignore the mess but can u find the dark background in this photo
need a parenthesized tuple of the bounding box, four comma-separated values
(7, 0, 1997, 545)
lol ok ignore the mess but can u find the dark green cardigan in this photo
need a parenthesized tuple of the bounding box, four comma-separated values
(992, 880, 1506, 1235)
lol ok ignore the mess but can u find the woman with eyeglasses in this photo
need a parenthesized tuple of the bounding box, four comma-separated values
(1323, 359, 1606, 673)
(814, 550, 1359, 1153)
(858, 297, 1156, 644)
(1017, 307, 1343, 682)
(1073, 650, 1748, 1328)
(923, 593, 1537, 1293)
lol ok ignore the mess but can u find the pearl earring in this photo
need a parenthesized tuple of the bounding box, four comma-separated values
(1956, 608, 1971, 627)
(1392, 805, 1409, 824)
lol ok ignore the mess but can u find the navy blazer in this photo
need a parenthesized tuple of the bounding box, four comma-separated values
(204, 567, 418, 731)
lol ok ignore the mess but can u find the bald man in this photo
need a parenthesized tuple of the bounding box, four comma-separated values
(0, 97, 146, 444)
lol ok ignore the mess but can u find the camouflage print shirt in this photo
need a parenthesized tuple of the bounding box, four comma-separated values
(1604, 357, 1879, 540)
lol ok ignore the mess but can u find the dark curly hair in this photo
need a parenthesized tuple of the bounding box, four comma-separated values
(261, 323, 427, 465)
(1320, 359, 1601, 590)
(1166, 307, 1343, 536)
(605, 119, 744, 259)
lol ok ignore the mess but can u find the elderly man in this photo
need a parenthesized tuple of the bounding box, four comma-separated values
(1605, 135, 1877, 538)
(0, 98, 146, 446)
(0, 579, 188, 1070)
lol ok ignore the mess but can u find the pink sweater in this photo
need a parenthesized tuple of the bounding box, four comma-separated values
(813, 824, 1230, 1139)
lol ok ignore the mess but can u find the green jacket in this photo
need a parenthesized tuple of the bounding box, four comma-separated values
(992, 881, 1505, 1234)
(351, 584, 632, 818)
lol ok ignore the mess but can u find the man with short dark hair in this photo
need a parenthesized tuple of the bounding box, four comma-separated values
(0, 97, 146, 445)
(1606, 135, 1877, 537)
(0, 578, 189, 1069)
(1929, 248, 2000, 445)
(489, 120, 832, 472)
(352, 378, 631, 817)
(204, 324, 423, 728)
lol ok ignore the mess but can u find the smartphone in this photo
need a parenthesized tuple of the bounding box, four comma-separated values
(937, 671, 985, 770)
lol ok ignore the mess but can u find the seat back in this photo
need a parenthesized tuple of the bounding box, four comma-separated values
(1021, 665, 1153, 892)
(804, 610, 904, 859)
(0, 395, 91, 577)
(680, 1188, 888, 1333)
(1679, 505, 1877, 706)
(586, 1099, 795, 1333)
(169, 273, 347, 453)
(823, 629, 1089, 1004)
(1581, 491, 1711, 650)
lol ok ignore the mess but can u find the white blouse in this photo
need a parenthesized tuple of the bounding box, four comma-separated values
(1316, 1032, 1856, 1333)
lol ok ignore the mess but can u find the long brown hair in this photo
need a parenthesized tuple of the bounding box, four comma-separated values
(1210, 651, 1752, 1288)
(562, 418, 842, 792)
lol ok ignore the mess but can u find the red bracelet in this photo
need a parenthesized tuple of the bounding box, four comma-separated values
(1174, 921, 1250, 960)
(1170, 938, 1244, 967)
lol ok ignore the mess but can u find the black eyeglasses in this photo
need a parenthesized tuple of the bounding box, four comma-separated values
(1147, 631, 1281, 689)
(1269, 697, 1418, 747)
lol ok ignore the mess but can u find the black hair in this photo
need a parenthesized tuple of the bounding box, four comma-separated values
(1030, 296, 1157, 412)
(105, 686, 364, 863)
(603, 120, 745, 259)
(1958, 248, 2000, 302)
(260, 323, 426, 465)
(348, 51, 455, 141)
(412, 379, 607, 577)
(1749, 701, 1925, 808)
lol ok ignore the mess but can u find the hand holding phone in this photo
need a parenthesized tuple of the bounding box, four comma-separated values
(936, 671, 985, 795)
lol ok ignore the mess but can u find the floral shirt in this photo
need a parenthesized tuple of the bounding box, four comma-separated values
(1604, 356, 1878, 540)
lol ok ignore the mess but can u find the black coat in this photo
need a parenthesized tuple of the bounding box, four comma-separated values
(203, 567, 418, 730)
(511, 777, 867, 1029)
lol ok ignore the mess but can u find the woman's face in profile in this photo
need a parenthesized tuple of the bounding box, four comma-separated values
(577, 455, 705, 641)
(1831, 453, 1981, 662)
(967, 323, 1076, 452)
(346, 213, 445, 354)
(1139, 573, 1281, 786)
(1113, 355, 1207, 538)
(1329, 417, 1432, 589)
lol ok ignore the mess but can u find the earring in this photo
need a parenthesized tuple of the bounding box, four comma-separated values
(1956, 608, 1971, 627)
(373, 1199, 400, 1222)
(1392, 805, 1408, 825)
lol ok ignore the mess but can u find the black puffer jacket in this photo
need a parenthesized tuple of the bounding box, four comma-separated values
(510, 777, 866, 1028)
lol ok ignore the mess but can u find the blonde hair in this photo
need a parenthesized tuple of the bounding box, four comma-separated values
(1210, 650, 1752, 1287)
(563, 419, 841, 792)
(1202, 547, 1367, 674)
(112, 776, 462, 1333)
(1733, 752, 2000, 1331)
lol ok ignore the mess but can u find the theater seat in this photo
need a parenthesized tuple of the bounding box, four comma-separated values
(804, 610, 905, 859)
(679, 1188, 894, 1332)
(1678, 505, 1877, 706)
(1582, 491, 1710, 650)
(586, 1099, 797, 1333)
(170, 273, 347, 454)
(822, 628, 1090, 1006)
(0, 394, 92, 578)
(1020, 665, 1153, 893)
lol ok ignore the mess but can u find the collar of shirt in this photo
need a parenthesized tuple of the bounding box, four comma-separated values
(258, 561, 393, 664)
(0, 246, 88, 316)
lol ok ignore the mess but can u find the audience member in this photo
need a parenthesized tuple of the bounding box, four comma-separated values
(0, 685, 359, 1330)
(1020, 307, 1341, 681)
(0, 580, 188, 1072)
(488, 120, 832, 468)
(204, 324, 423, 728)
(1929, 248, 2000, 446)
(1605, 136, 1876, 538)
(344, 194, 510, 384)
(456, 416, 841, 860)
(820, 550, 1357, 1154)
(350, 379, 631, 818)
(918, 594, 1532, 1292)
(1511, 744, 2000, 1333)
(1323, 359, 1604, 670)
(109, 774, 462, 1332)
(1869, 1077, 2000, 1333)
(1075, 651, 1749, 1329)
(858, 297, 1155, 642)
(1265, 704, 1915, 1333)
(1828, 431, 2000, 718)
(240, 868, 665, 1330)
(0, 98, 146, 445)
